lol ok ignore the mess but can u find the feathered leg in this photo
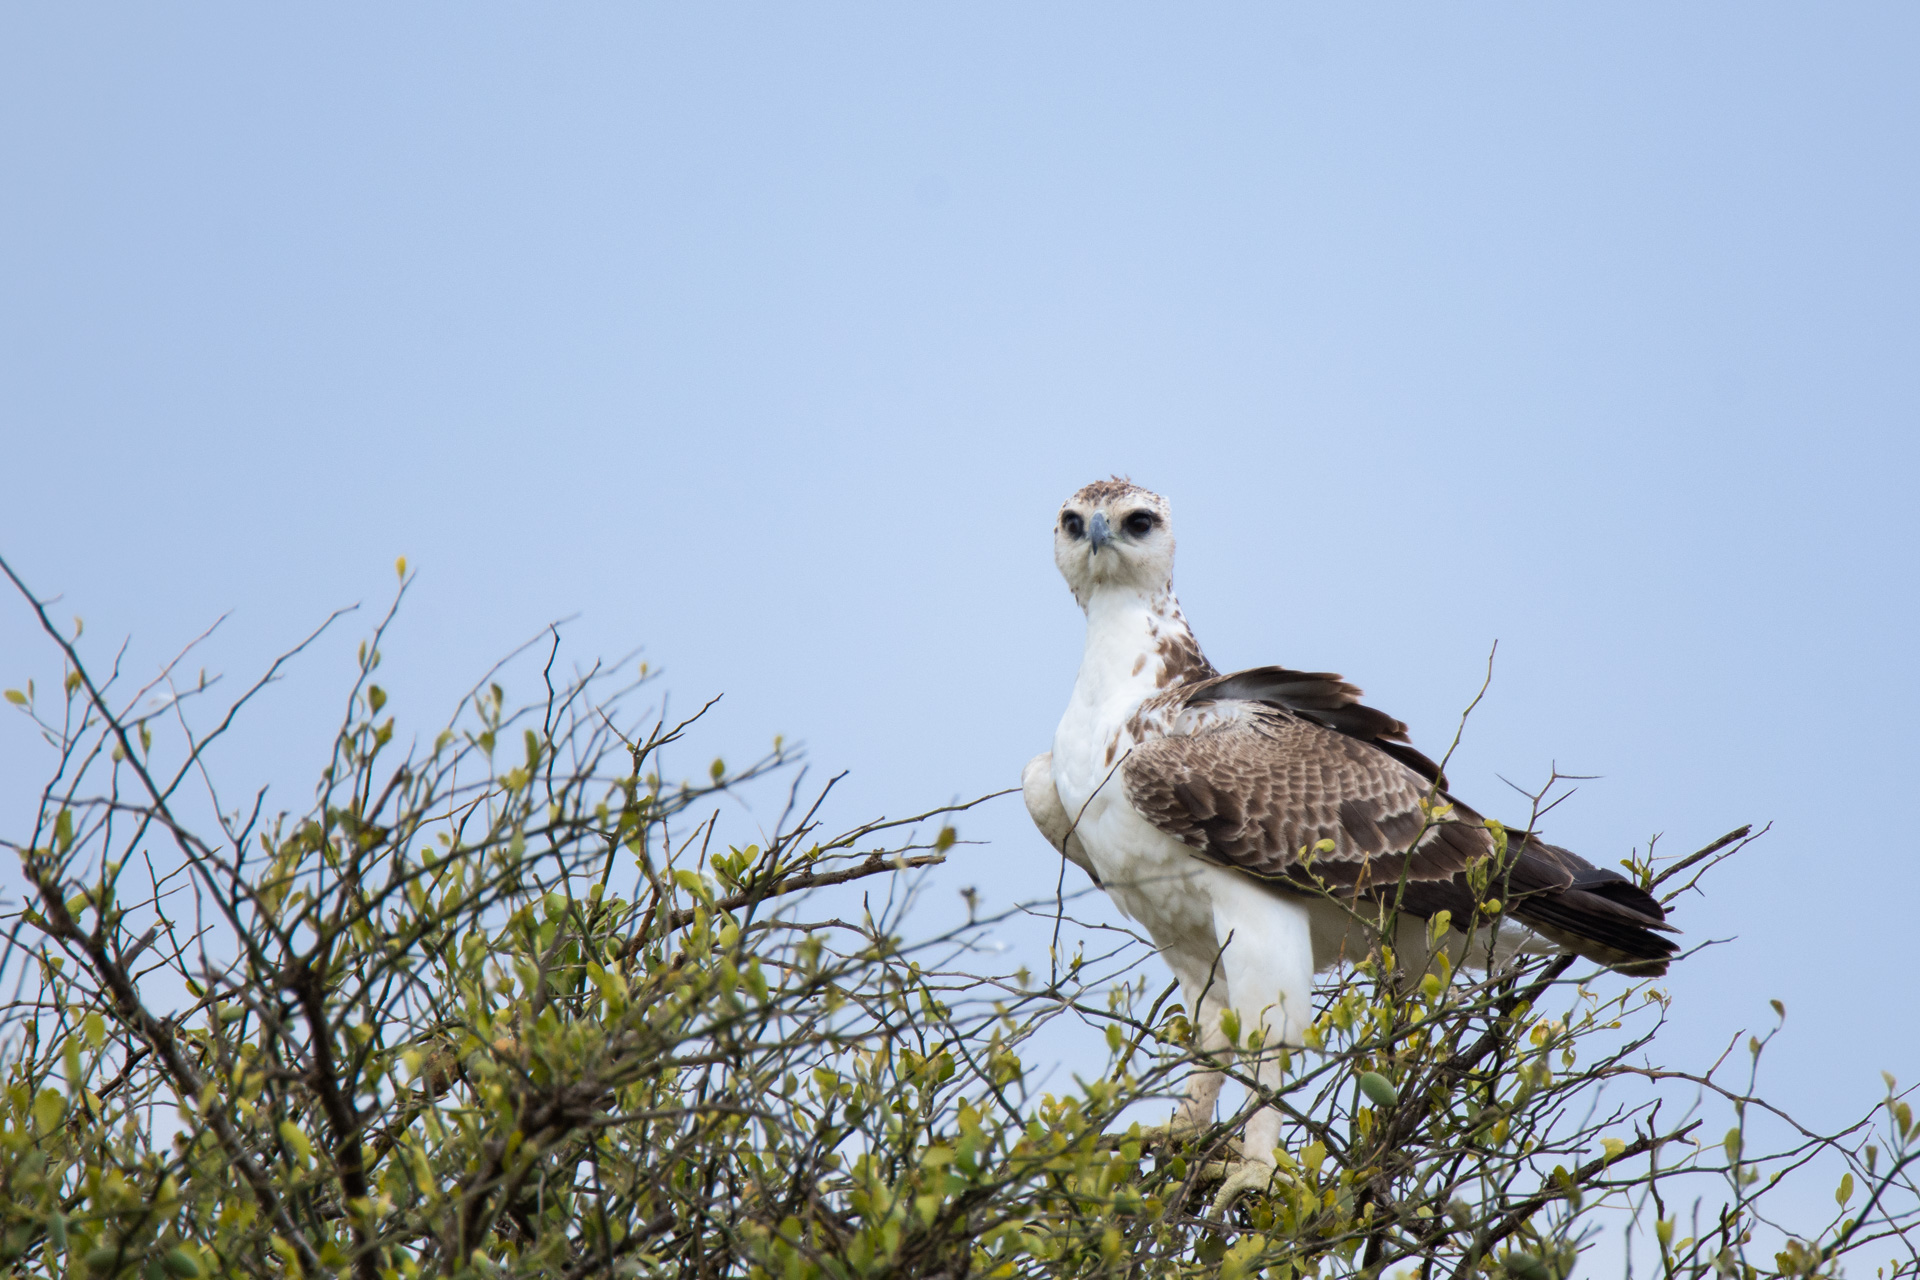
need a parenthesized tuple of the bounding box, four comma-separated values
(1131, 986, 1228, 1145)
(1161, 990, 1230, 1139)
(1204, 874, 1316, 1214)
(1174, 999, 1229, 1133)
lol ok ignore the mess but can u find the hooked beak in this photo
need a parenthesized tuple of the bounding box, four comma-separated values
(1087, 511, 1113, 553)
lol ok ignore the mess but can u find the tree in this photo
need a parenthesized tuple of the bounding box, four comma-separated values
(1, 558, 1915, 1279)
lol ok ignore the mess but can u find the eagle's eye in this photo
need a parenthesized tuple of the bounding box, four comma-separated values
(1061, 512, 1085, 538)
(1122, 510, 1158, 537)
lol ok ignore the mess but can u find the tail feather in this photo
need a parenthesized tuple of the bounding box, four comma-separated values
(1319, 834, 1680, 978)
(1504, 837, 1677, 976)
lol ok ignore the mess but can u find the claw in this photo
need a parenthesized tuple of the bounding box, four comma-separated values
(1208, 1160, 1278, 1216)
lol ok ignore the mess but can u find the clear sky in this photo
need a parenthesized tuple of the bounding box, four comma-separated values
(3, 4, 1917, 1137)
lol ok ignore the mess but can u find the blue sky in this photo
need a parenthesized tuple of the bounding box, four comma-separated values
(3, 4, 1917, 1137)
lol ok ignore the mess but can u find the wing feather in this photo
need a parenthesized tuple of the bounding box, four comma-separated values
(1123, 710, 1477, 893)
(1121, 673, 1679, 975)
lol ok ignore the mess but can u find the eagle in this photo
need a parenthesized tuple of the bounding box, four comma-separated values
(1022, 478, 1676, 1209)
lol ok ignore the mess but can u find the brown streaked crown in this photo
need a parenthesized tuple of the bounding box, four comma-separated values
(1066, 476, 1156, 509)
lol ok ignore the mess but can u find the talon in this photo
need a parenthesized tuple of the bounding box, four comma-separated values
(1209, 1160, 1278, 1216)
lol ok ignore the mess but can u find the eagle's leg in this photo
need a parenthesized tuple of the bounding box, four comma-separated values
(1117, 985, 1227, 1148)
(1135, 992, 1229, 1145)
(1174, 1006, 1229, 1134)
(1204, 877, 1316, 1215)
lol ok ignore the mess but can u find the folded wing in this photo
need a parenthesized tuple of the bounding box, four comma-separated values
(1121, 668, 1677, 975)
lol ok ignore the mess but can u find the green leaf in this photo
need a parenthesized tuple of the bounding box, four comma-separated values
(1836, 1172, 1854, 1205)
(586, 962, 629, 1010)
(3, 688, 25, 706)
(279, 1120, 313, 1166)
(1503, 1251, 1550, 1280)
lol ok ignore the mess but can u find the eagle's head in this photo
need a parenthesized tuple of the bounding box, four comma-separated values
(1054, 478, 1175, 606)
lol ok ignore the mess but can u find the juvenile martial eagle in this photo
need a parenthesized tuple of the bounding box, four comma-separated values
(1023, 479, 1675, 1208)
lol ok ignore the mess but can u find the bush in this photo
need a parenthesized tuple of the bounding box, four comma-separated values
(1, 562, 1915, 1279)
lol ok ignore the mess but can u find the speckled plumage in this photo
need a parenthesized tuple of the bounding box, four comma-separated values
(1023, 480, 1677, 1195)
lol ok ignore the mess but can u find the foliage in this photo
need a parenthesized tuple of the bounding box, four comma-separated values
(0, 559, 1915, 1279)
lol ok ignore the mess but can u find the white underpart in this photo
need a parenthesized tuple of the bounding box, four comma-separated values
(1045, 581, 1353, 1163)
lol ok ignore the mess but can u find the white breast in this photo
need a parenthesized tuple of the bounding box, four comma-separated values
(1048, 590, 1223, 954)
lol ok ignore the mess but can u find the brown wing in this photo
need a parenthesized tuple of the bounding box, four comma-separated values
(1124, 677, 1679, 975)
(1186, 666, 1449, 787)
(1121, 708, 1490, 900)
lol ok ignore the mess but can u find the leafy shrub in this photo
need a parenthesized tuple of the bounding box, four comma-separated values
(1, 562, 1914, 1278)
